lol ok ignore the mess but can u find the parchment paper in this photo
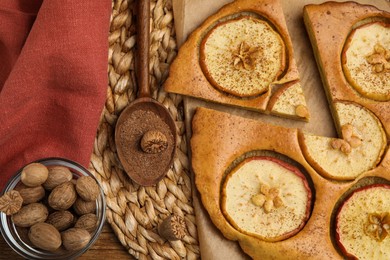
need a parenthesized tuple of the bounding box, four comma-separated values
(171, 0, 390, 259)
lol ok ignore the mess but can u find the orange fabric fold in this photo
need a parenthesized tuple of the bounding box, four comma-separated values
(0, 0, 111, 189)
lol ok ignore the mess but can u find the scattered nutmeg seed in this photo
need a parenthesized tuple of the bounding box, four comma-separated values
(21, 163, 49, 187)
(76, 176, 99, 202)
(158, 214, 187, 241)
(140, 130, 168, 154)
(0, 190, 23, 215)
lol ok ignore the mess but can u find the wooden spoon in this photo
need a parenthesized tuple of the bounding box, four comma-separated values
(115, 0, 177, 186)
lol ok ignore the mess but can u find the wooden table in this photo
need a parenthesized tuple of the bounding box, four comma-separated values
(0, 223, 134, 259)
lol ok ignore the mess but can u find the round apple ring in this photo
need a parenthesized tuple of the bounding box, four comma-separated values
(335, 184, 390, 259)
(221, 156, 312, 241)
(342, 21, 390, 101)
(200, 16, 286, 98)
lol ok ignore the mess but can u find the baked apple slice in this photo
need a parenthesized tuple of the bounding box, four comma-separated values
(267, 81, 310, 121)
(221, 156, 312, 242)
(299, 101, 386, 180)
(200, 15, 286, 98)
(336, 184, 390, 259)
(342, 21, 390, 102)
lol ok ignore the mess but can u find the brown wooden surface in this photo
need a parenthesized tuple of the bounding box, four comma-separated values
(0, 223, 134, 259)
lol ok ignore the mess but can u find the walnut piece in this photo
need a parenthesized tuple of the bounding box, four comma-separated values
(140, 130, 168, 154)
(0, 190, 23, 215)
(232, 41, 260, 70)
(366, 43, 390, 73)
(251, 183, 283, 213)
(158, 214, 187, 241)
(330, 124, 362, 154)
(364, 212, 390, 242)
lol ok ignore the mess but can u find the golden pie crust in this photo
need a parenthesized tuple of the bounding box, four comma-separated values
(164, 0, 309, 121)
(191, 107, 390, 259)
(189, 1, 390, 259)
(303, 1, 390, 135)
(300, 2, 389, 183)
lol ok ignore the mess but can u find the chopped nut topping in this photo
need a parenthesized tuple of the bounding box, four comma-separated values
(340, 141, 352, 154)
(295, 105, 310, 119)
(366, 43, 390, 73)
(251, 194, 266, 207)
(341, 123, 354, 142)
(349, 136, 362, 148)
(251, 183, 283, 213)
(232, 41, 260, 70)
(364, 212, 390, 241)
(330, 124, 362, 154)
(330, 139, 344, 150)
(0, 190, 23, 215)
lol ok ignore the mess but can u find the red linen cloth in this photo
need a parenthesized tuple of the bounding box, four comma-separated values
(0, 0, 111, 189)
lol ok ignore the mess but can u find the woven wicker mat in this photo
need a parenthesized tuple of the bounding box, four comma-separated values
(88, 0, 199, 258)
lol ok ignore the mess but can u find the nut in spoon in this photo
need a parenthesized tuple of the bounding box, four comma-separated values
(115, 0, 177, 186)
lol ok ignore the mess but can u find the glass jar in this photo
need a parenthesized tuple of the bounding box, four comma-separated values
(0, 157, 106, 259)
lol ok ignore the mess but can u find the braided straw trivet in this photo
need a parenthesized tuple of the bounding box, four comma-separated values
(89, 0, 199, 258)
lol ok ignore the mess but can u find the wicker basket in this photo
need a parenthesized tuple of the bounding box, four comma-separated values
(89, 0, 199, 258)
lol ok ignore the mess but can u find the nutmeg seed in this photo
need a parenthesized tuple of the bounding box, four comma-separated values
(48, 181, 77, 210)
(0, 190, 23, 215)
(158, 214, 187, 241)
(7, 162, 103, 254)
(140, 130, 168, 154)
(75, 176, 99, 202)
(73, 197, 96, 215)
(15, 184, 45, 205)
(61, 228, 91, 251)
(46, 211, 75, 231)
(28, 222, 62, 251)
(12, 203, 48, 227)
(75, 213, 98, 233)
(21, 163, 49, 187)
(43, 166, 73, 190)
